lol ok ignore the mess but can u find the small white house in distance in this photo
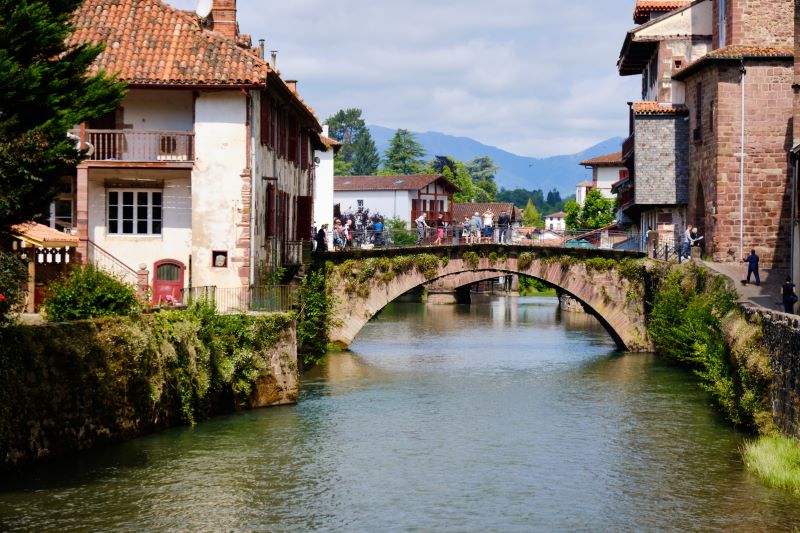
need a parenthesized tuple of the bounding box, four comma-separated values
(333, 174, 459, 226)
(544, 211, 567, 231)
(576, 180, 592, 206)
(578, 151, 623, 200)
(313, 126, 340, 244)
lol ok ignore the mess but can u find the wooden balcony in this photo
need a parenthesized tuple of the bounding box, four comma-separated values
(77, 129, 195, 164)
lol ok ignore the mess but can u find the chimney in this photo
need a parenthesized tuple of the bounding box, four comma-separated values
(210, 0, 238, 40)
(270, 50, 278, 72)
(285, 80, 297, 93)
(258, 39, 265, 59)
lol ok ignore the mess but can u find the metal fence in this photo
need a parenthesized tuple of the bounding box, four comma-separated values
(319, 227, 648, 253)
(182, 285, 295, 314)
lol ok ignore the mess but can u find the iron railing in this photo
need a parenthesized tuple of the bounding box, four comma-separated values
(76, 129, 195, 162)
(182, 285, 295, 314)
(83, 238, 139, 285)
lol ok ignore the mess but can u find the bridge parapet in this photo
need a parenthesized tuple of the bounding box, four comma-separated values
(315, 244, 651, 352)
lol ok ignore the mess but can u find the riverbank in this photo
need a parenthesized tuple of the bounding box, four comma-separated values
(0, 304, 298, 471)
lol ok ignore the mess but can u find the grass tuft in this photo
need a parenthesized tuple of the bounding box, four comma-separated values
(743, 436, 800, 494)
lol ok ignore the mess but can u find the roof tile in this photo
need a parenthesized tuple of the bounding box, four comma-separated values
(633, 1, 691, 23)
(632, 101, 689, 115)
(334, 175, 459, 193)
(579, 151, 624, 167)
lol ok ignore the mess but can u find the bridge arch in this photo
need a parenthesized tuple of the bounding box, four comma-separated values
(320, 246, 651, 352)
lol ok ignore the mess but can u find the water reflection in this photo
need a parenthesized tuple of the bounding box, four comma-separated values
(1, 297, 799, 532)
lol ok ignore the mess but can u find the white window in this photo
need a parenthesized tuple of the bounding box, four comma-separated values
(107, 189, 162, 235)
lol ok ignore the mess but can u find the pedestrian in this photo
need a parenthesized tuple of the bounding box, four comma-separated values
(315, 223, 328, 252)
(742, 249, 760, 286)
(372, 216, 384, 247)
(646, 225, 659, 258)
(470, 212, 481, 244)
(482, 209, 494, 243)
(344, 219, 353, 248)
(782, 276, 797, 313)
(680, 224, 693, 261)
(415, 213, 429, 245)
(332, 219, 344, 250)
(462, 215, 471, 244)
(498, 210, 511, 244)
(434, 214, 445, 245)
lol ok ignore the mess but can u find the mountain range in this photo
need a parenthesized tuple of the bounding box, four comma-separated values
(368, 125, 623, 196)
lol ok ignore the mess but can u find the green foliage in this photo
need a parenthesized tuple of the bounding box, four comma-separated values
(413, 254, 441, 279)
(43, 266, 138, 322)
(743, 436, 800, 494)
(383, 129, 426, 175)
(647, 264, 752, 425)
(522, 198, 544, 227)
(326, 108, 380, 176)
(297, 270, 335, 366)
(564, 189, 615, 230)
(351, 130, 381, 175)
(497, 187, 573, 214)
(518, 276, 555, 296)
(462, 251, 480, 270)
(0, 0, 126, 230)
(0, 251, 28, 325)
(385, 216, 416, 245)
(517, 252, 534, 271)
(583, 257, 616, 272)
(0, 308, 294, 466)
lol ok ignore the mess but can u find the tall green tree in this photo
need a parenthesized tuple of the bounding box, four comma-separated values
(564, 189, 615, 230)
(0, 0, 126, 231)
(325, 108, 380, 175)
(350, 131, 380, 175)
(382, 129, 426, 175)
(522, 198, 544, 227)
(466, 156, 499, 184)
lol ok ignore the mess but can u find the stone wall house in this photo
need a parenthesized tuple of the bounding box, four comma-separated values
(615, 0, 713, 244)
(674, 0, 794, 268)
(65, 0, 322, 303)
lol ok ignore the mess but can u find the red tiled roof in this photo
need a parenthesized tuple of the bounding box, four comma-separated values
(633, 1, 691, 24)
(576, 181, 593, 187)
(12, 222, 80, 248)
(545, 211, 567, 218)
(452, 202, 517, 222)
(673, 45, 794, 80)
(334, 175, 459, 193)
(70, 0, 269, 87)
(579, 151, 624, 167)
(632, 101, 689, 115)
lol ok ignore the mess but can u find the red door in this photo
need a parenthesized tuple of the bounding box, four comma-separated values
(152, 259, 185, 305)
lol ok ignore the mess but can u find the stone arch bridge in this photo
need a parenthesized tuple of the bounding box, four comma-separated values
(316, 245, 651, 352)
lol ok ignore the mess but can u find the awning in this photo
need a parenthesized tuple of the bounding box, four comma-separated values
(611, 177, 632, 194)
(12, 222, 79, 249)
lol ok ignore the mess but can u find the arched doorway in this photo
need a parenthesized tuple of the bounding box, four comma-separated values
(152, 259, 186, 305)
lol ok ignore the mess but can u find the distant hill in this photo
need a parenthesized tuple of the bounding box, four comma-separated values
(368, 125, 623, 196)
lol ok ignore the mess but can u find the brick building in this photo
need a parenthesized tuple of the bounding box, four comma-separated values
(790, 2, 800, 286)
(674, 0, 794, 267)
(615, 0, 712, 242)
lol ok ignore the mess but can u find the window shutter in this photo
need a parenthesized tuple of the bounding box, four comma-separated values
(266, 183, 276, 237)
(260, 92, 270, 145)
(300, 130, 309, 171)
(295, 195, 313, 240)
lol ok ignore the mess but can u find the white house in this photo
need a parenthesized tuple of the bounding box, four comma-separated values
(313, 126, 340, 247)
(544, 211, 567, 231)
(578, 151, 623, 202)
(68, 0, 322, 304)
(333, 175, 459, 226)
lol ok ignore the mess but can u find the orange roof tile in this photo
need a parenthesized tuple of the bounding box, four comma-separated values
(334, 175, 460, 193)
(632, 101, 689, 115)
(12, 222, 80, 248)
(633, 1, 692, 24)
(70, 0, 269, 87)
(579, 151, 624, 167)
(672, 45, 794, 80)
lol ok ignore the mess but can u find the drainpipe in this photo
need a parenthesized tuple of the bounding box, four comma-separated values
(739, 60, 746, 261)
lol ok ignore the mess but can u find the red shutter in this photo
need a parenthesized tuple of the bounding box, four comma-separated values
(300, 130, 309, 171)
(295, 195, 313, 240)
(266, 183, 276, 237)
(288, 118, 298, 164)
(260, 92, 270, 145)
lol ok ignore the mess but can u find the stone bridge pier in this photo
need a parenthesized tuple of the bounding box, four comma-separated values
(317, 245, 651, 352)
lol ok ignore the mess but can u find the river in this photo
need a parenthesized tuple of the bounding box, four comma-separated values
(1, 296, 799, 532)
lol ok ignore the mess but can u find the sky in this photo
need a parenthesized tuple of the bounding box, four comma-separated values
(169, 0, 641, 158)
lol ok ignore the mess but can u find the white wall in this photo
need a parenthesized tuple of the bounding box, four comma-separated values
(192, 91, 248, 288)
(545, 216, 565, 231)
(314, 126, 334, 242)
(86, 169, 192, 281)
(334, 190, 412, 224)
(596, 167, 621, 199)
(123, 89, 194, 132)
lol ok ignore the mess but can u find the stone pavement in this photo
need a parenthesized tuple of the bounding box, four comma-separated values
(702, 260, 790, 312)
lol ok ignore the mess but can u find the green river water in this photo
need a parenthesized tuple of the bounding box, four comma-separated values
(1, 296, 800, 532)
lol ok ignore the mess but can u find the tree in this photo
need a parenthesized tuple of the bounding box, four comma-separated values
(0, 0, 126, 231)
(442, 164, 476, 203)
(383, 129, 426, 175)
(564, 189, 615, 230)
(325, 108, 380, 176)
(546, 188, 562, 206)
(522, 198, 544, 228)
(350, 131, 380, 175)
(466, 156, 498, 184)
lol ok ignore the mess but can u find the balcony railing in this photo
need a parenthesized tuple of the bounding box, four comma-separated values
(622, 134, 635, 159)
(77, 129, 195, 163)
(182, 285, 296, 314)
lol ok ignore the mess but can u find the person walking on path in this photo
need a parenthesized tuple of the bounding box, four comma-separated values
(315, 223, 328, 252)
(470, 212, 482, 244)
(415, 213, 429, 245)
(646, 226, 659, 258)
(742, 249, 760, 286)
(433, 214, 445, 245)
(498, 210, 511, 244)
(782, 276, 797, 313)
(461, 215, 471, 244)
(680, 224, 693, 261)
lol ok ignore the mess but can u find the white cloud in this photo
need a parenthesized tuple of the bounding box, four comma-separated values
(168, 0, 640, 157)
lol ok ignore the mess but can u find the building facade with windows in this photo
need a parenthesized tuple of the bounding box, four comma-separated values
(66, 0, 321, 302)
(578, 151, 624, 204)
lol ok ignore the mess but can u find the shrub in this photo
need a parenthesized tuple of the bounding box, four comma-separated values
(297, 270, 335, 366)
(43, 265, 138, 322)
(386, 216, 416, 246)
(462, 251, 480, 270)
(743, 436, 800, 494)
(0, 251, 28, 325)
(517, 252, 534, 271)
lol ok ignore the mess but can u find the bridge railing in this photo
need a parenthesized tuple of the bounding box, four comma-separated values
(319, 227, 647, 252)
